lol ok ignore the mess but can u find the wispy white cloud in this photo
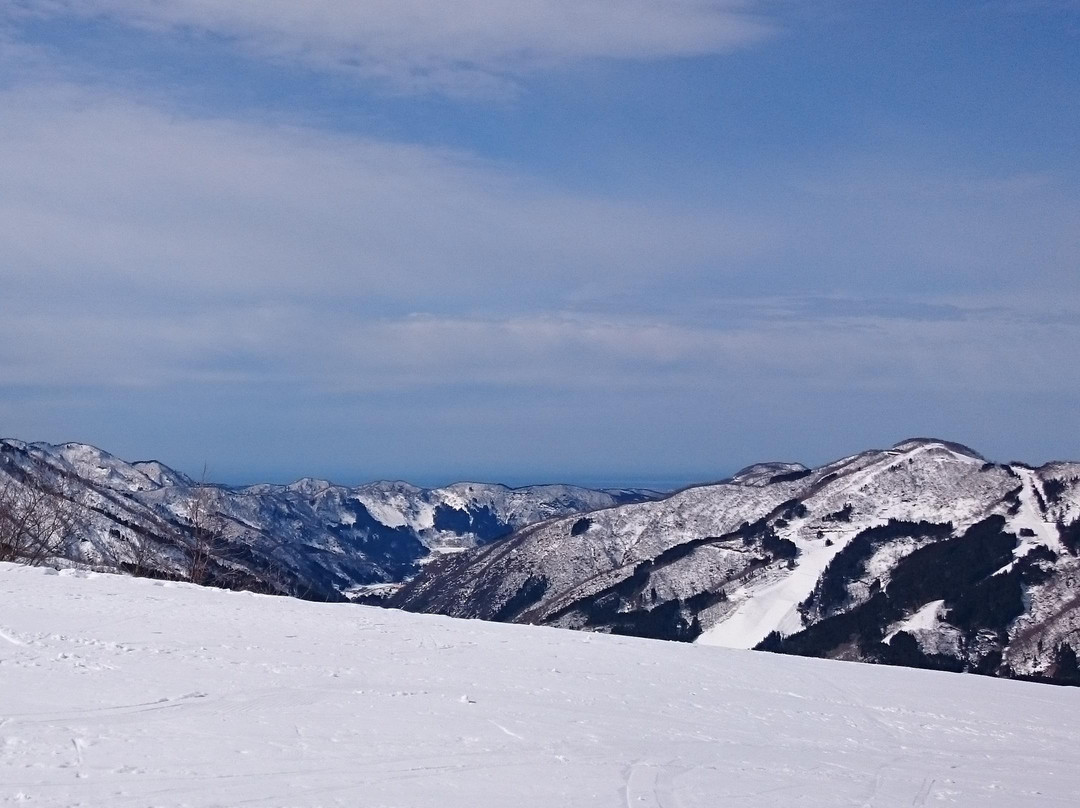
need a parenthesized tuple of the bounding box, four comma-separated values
(6, 82, 1076, 320)
(0, 83, 772, 311)
(4, 293, 1078, 399)
(5, 0, 775, 95)
(3, 81, 1077, 399)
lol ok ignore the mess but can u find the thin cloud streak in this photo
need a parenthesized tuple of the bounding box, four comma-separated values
(5, 1, 775, 95)
(3, 302, 1077, 395)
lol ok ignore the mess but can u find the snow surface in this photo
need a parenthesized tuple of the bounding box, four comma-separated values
(2, 564, 1079, 807)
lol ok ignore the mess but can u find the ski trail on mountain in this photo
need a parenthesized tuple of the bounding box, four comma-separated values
(697, 450, 903, 649)
(696, 548, 835, 648)
(697, 443, 990, 649)
(1009, 466, 1062, 555)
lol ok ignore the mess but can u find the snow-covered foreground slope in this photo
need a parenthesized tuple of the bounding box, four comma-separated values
(2, 564, 1079, 807)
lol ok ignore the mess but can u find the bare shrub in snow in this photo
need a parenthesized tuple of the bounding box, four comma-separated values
(184, 478, 229, 585)
(0, 477, 79, 565)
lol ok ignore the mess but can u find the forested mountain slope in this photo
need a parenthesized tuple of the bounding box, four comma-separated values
(0, 439, 656, 600)
(394, 439, 1080, 684)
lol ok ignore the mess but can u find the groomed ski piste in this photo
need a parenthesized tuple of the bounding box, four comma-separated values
(694, 440, 1073, 651)
(1, 564, 1078, 807)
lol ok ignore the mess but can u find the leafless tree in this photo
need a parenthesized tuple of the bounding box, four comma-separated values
(184, 469, 228, 585)
(0, 476, 79, 565)
(123, 526, 168, 579)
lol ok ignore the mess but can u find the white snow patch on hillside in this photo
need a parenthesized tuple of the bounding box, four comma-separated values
(885, 600, 946, 642)
(426, 545, 469, 557)
(3, 563, 1077, 807)
(1009, 466, 1062, 555)
(696, 535, 842, 649)
(353, 495, 410, 528)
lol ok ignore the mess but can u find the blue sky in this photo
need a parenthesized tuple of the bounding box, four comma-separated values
(1, 1, 1078, 487)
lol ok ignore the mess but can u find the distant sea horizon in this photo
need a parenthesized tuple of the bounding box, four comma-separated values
(210, 469, 714, 493)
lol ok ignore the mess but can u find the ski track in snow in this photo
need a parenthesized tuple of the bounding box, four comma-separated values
(0, 629, 24, 647)
(1, 563, 1079, 807)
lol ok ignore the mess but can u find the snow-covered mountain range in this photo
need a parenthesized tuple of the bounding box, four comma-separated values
(6, 435, 1080, 685)
(393, 438, 1080, 685)
(0, 439, 659, 600)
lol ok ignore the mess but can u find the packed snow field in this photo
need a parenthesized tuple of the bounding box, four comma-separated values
(2, 564, 1078, 807)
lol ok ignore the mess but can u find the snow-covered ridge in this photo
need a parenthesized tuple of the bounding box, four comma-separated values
(394, 438, 1080, 685)
(891, 436, 986, 460)
(0, 438, 661, 600)
(728, 461, 809, 487)
(2, 562, 1078, 807)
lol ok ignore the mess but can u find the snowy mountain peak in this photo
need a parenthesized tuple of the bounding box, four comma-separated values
(130, 460, 195, 488)
(27, 441, 168, 493)
(891, 437, 986, 461)
(357, 480, 426, 496)
(730, 462, 809, 486)
(284, 477, 335, 496)
(444, 481, 512, 495)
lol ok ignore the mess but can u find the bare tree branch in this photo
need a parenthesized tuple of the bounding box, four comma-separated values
(0, 476, 79, 565)
(184, 466, 229, 585)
